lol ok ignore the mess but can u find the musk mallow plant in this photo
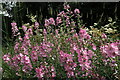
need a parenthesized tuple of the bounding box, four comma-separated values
(2, 3, 120, 80)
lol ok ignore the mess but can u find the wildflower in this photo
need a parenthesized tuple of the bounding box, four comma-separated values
(11, 22, 17, 27)
(56, 17, 62, 25)
(30, 51, 38, 62)
(11, 22, 19, 36)
(44, 18, 55, 27)
(27, 28, 33, 35)
(24, 34, 29, 40)
(22, 25, 27, 32)
(49, 18, 55, 25)
(51, 66, 56, 77)
(21, 55, 31, 65)
(73, 45, 78, 51)
(102, 33, 107, 38)
(14, 42, 20, 53)
(35, 67, 44, 78)
(55, 29, 58, 35)
(10, 55, 21, 71)
(71, 21, 75, 27)
(79, 29, 86, 34)
(73, 33, 78, 38)
(64, 4, 70, 10)
(3, 54, 11, 63)
(43, 29, 47, 35)
(74, 9, 80, 14)
(22, 64, 33, 73)
(92, 44, 97, 50)
(44, 19, 49, 27)
(100, 42, 119, 58)
(79, 28, 90, 39)
(18, 36, 23, 41)
(34, 22, 39, 29)
(52, 72, 56, 77)
(66, 17, 70, 25)
(58, 11, 66, 17)
(59, 50, 76, 78)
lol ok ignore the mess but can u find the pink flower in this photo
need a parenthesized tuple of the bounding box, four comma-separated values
(35, 68, 44, 78)
(52, 72, 56, 77)
(22, 25, 27, 32)
(43, 29, 47, 35)
(11, 22, 17, 27)
(71, 21, 75, 27)
(11, 22, 19, 36)
(59, 50, 76, 78)
(21, 55, 31, 65)
(18, 36, 23, 41)
(27, 28, 33, 35)
(24, 34, 29, 40)
(51, 66, 56, 77)
(79, 28, 90, 39)
(3, 54, 11, 63)
(44, 19, 49, 27)
(73, 45, 78, 51)
(22, 64, 33, 73)
(49, 18, 55, 25)
(74, 9, 80, 14)
(102, 33, 107, 38)
(34, 22, 39, 29)
(86, 34, 91, 39)
(66, 17, 70, 25)
(79, 29, 86, 34)
(18, 53, 24, 58)
(14, 42, 20, 53)
(64, 4, 70, 10)
(55, 29, 59, 35)
(88, 50, 95, 58)
(30, 51, 38, 62)
(92, 44, 97, 50)
(56, 17, 62, 25)
(58, 11, 66, 17)
(44, 18, 55, 27)
(100, 42, 119, 58)
(35, 65, 48, 78)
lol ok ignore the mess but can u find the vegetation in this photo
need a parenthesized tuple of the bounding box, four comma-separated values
(1, 2, 120, 80)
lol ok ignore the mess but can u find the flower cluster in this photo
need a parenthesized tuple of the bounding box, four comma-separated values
(59, 50, 77, 78)
(44, 18, 55, 27)
(100, 42, 120, 58)
(79, 29, 91, 39)
(35, 65, 56, 79)
(11, 22, 19, 36)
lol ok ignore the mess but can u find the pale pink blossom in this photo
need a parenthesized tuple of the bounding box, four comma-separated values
(64, 4, 70, 10)
(34, 22, 39, 29)
(56, 17, 62, 25)
(102, 33, 107, 38)
(11, 22, 19, 36)
(3, 54, 11, 63)
(44, 19, 49, 27)
(58, 11, 66, 17)
(14, 42, 20, 53)
(30, 51, 38, 62)
(22, 25, 27, 32)
(74, 9, 80, 14)
(49, 18, 55, 25)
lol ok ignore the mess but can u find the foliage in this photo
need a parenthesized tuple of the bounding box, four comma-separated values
(2, 3, 120, 80)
